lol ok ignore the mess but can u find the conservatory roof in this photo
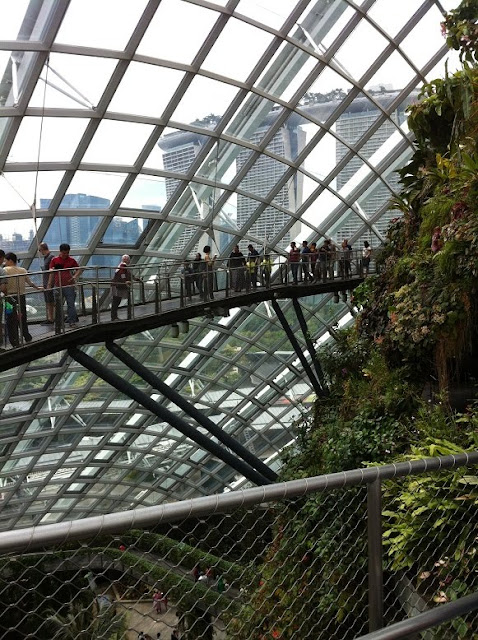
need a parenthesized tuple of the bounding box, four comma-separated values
(0, 0, 458, 529)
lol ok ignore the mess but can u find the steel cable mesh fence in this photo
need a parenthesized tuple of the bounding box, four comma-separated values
(0, 489, 369, 640)
(0, 455, 475, 639)
(381, 466, 478, 640)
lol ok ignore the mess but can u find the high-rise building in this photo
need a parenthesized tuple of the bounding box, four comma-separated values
(158, 90, 416, 253)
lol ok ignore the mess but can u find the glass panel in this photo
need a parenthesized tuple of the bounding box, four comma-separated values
(297, 68, 353, 122)
(121, 175, 167, 212)
(334, 19, 389, 81)
(335, 93, 381, 147)
(0, 170, 63, 212)
(65, 171, 127, 205)
(82, 120, 154, 165)
(7, 117, 88, 163)
(202, 17, 273, 83)
(138, 0, 219, 65)
(30, 54, 116, 110)
(400, 7, 447, 71)
(196, 140, 244, 186)
(170, 76, 239, 127)
(56, 0, 149, 49)
(300, 130, 347, 181)
(238, 154, 288, 199)
(368, 0, 423, 38)
(0, 2, 31, 39)
(225, 96, 283, 144)
(102, 216, 146, 245)
(108, 62, 185, 118)
(158, 128, 211, 191)
(235, 0, 295, 29)
(293, 0, 353, 53)
(43, 216, 102, 248)
(256, 40, 317, 102)
(301, 186, 343, 228)
(365, 51, 417, 93)
(266, 112, 308, 162)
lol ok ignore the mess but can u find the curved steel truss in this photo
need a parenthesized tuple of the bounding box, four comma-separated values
(0, 0, 458, 530)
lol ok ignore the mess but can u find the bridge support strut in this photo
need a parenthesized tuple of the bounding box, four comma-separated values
(68, 346, 273, 486)
(106, 341, 277, 482)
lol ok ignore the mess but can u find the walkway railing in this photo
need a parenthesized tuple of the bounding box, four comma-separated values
(0, 451, 475, 639)
(0, 250, 371, 349)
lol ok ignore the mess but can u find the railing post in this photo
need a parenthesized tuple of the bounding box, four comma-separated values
(127, 288, 132, 320)
(154, 280, 160, 314)
(54, 283, 63, 335)
(180, 278, 184, 308)
(367, 478, 384, 632)
(79, 283, 86, 317)
(91, 286, 98, 324)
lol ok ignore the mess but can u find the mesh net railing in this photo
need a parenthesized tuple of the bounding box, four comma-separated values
(0, 453, 475, 639)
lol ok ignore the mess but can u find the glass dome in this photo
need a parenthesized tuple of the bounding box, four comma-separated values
(0, 0, 460, 529)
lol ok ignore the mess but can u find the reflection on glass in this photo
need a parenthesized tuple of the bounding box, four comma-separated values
(256, 40, 317, 102)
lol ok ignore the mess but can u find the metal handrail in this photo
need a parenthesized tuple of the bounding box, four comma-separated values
(0, 451, 475, 554)
(0, 251, 372, 348)
(356, 591, 478, 639)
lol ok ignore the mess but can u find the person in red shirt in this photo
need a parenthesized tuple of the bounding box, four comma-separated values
(47, 243, 82, 328)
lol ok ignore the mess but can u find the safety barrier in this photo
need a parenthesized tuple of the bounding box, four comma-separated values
(0, 451, 475, 639)
(0, 250, 371, 349)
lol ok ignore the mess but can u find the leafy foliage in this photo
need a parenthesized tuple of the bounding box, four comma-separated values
(234, 3, 478, 637)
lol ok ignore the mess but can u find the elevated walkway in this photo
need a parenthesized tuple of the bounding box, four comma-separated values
(0, 251, 366, 371)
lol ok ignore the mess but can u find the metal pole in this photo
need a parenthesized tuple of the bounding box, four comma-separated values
(68, 346, 271, 487)
(106, 341, 277, 482)
(367, 478, 384, 632)
(292, 298, 328, 396)
(271, 298, 324, 398)
(0, 453, 475, 554)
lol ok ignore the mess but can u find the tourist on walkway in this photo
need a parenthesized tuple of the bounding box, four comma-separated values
(362, 241, 372, 275)
(309, 242, 318, 281)
(2, 252, 42, 347)
(202, 246, 216, 301)
(48, 243, 81, 328)
(339, 239, 352, 278)
(39, 242, 55, 324)
(247, 244, 260, 288)
(300, 240, 311, 282)
(317, 239, 331, 281)
(288, 241, 300, 284)
(261, 253, 272, 288)
(229, 245, 246, 292)
(181, 260, 194, 301)
(111, 255, 135, 320)
(192, 252, 204, 296)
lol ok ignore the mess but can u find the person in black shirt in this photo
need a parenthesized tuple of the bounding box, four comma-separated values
(229, 245, 245, 291)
